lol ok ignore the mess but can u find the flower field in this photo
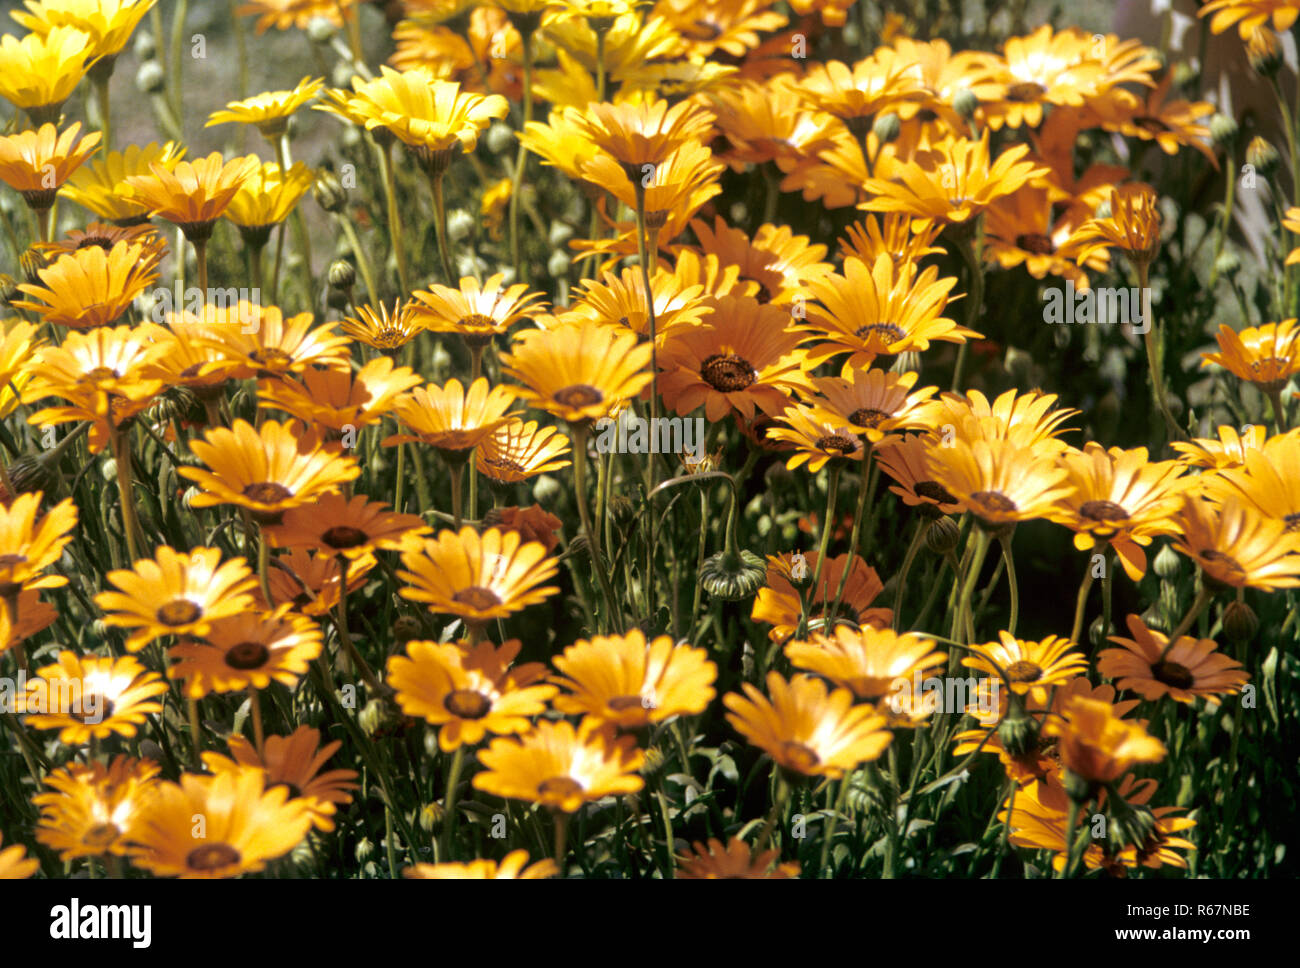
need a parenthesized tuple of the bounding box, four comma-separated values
(0, 0, 1296, 883)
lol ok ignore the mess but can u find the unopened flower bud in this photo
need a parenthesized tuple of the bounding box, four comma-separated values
(872, 111, 901, 144)
(136, 60, 166, 95)
(1210, 113, 1240, 149)
(924, 516, 961, 555)
(952, 88, 979, 120)
(328, 259, 356, 291)
(306, 14, 337, 44)
(1152, 543, 1181, 581)
(1246, 26, 1282, 77)
(1246, 135, 1280, 177)
(1222, 599, 1259, 644)
(313, 171, 347, 213)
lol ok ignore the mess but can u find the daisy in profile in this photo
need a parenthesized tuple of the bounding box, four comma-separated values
(340, 300, 425, 352)
(197, 305, 350, 379)
(473, 717, 645, 812)
(860, 133, 1047, 230)
(404, 850, 557, 879)
(264, 493, 428, 558)
(168, 607, 323, 698)
(257, 356, 422, 436)
(765, 404, 866, 472)
(383, 377, 519, 460)
(123, 151, 261, 243)
(34, 756, 161, 862)
(1201, 319, 1300, 395)
(475, 419, 571, 484)
(397, 527, 559, 627)
(0, 492, 77, 600)
(785, 626, 945, 703)
(551, 629, 717, 730)
(94, 545, 259, 652)
(1170, 495, 1300, 590)
(222, 160, 315, 251)
(18, 651, 167, 745)
(962, 632, 1088, 706)
(201, 726, 357, 832)
(0, 122, 101, 218)
(206, 76, 323, 141)
(179, 419, 361, 524)
(387, 638, 556, 751)
(725, 672, 892, 779)
(411, 273, 548, 350)
(60, 141, 185, 224)
(0, 25, 96, 125)
(1042, 694, 1166, 788)
(256, 547, 373, 618)
(1100, 614, 1249, 704)
(676, 837, 801, 879)
(129, 765, 314, 878)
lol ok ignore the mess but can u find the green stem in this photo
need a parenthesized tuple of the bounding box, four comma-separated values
(891, 518, 928, 631)
(429, 170, 457, 285)
(572, 425, 619, 632)
(440, 745, 465, 861)
(376, 142, 411, 295)
(803, 464, 843, 638)
(999, 531, 1019, 637)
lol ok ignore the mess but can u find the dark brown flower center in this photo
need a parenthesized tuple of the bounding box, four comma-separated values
(1015, 232, 1054, 255)
(186, 843, 241, 871)
(225, 641, 271, 670)
(1079, 500, 1130, 523)
(452, 585, 503, 611)
(1133, 116, 1172, 133)
(83, 822, 121, 847)
(537, 776, 584, 801)
(553, 384, 604, 409)
(444, 688, 492, 719)
(815, 434, 859, 455)
(854, 322, 907, 345)
(849, 407, 891, 428)
(1150, 660, 1195, 690)
(157, 599, 202, 626)
(249, 347, 293, 368)
(321, 525, 368, 549)
(914, 480, 957, 505)
(1198, 548, 1245, 580)
(242, 482, 293, 505)
(1005, 660, 1043, 683)
(86, 366, 120, 382)
(972, 490, 1018, 514)
(482, 456, 525, 475)
(606, 694, 648, 713)
(1006, 80, 1047, 102)
(70, 696, 115, 723)
(1285, 512, 1300, 533)
(700, 353, 756, 392)
(779, 740, 821, 772)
